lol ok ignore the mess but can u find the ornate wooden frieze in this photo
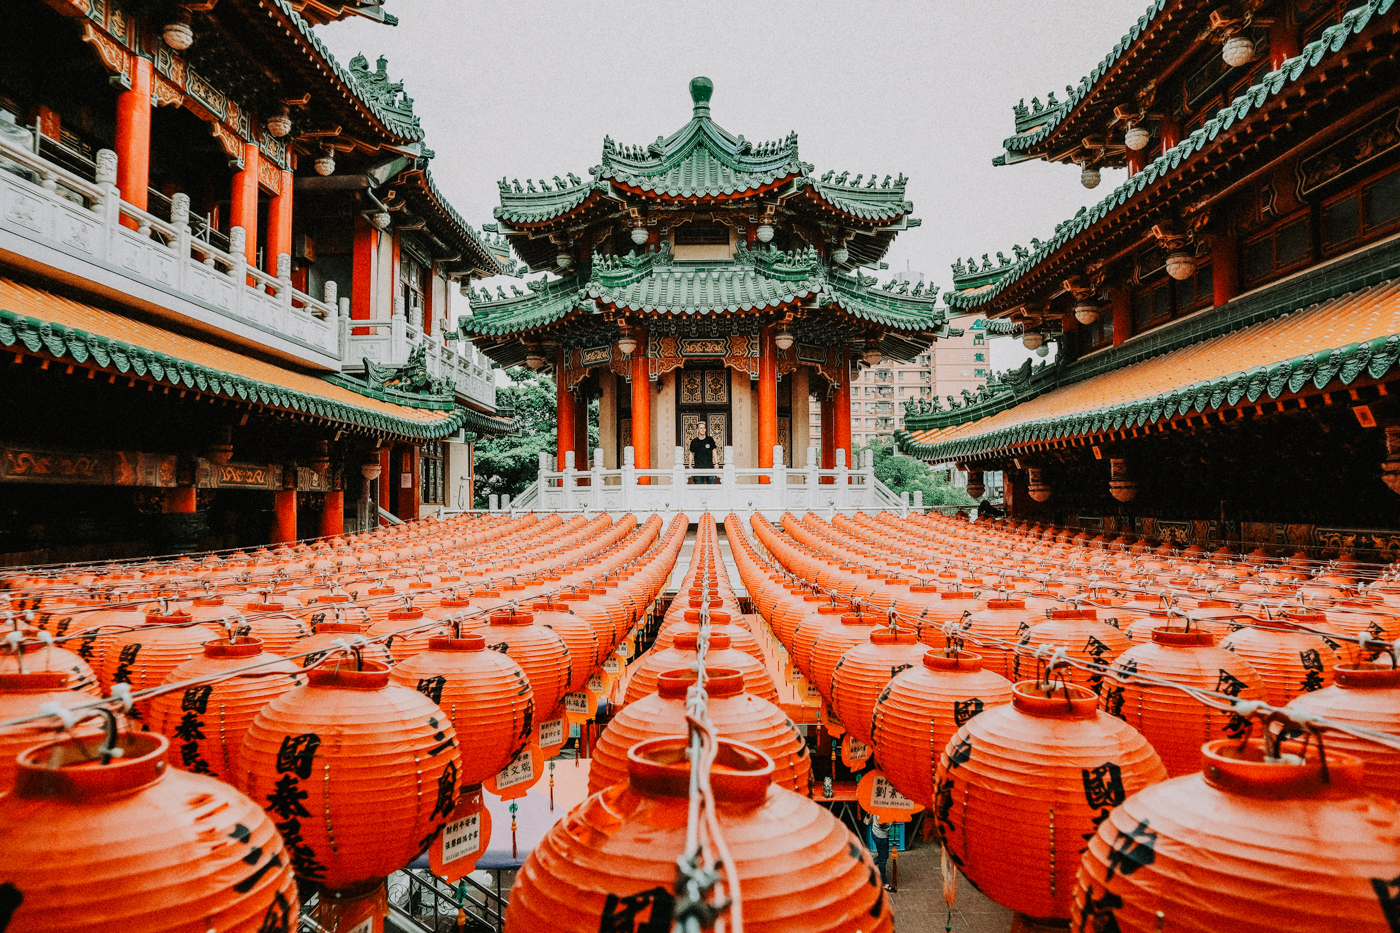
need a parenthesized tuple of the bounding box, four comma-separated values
(0, 447, 175, 487)
(1298, 108, 1400, 198)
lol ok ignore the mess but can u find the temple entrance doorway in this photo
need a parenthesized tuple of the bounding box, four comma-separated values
(677, 366, 730, 468)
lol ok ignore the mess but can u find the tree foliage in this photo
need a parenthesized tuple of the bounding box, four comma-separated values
(472, 370, 598, 508)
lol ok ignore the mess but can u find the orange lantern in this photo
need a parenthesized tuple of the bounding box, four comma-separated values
(99, 609, 215, 713)
(1017, 609, 1130, 694)
(0, 635, 100, 695)
(1287, 662, 1400, 799)
(809, 611, 882, 705)
(1101, 626, 1266, 777)
(530, 599, 601, 694)
(240, 660, 460, 892)
(935, 680, 1167, 922)
(147, 638, 304, 781)
(0, 731, 298, 932)
(830, 629, 926, 746)
(483, 609, 572, 715)
(958, 599, 1045, 679)
(590, 668, 811, 795)
(871, 651, 1013, 809)
(1220, 616, 1342, 705)
(388, 633, 535, 787)
(505, 737, 891, 932)
(0, 671, 96, 790)
(227, 602, 310, 654)
(365, 607, 449, 662)
(1074, 738, 1400, 933)
(624, 631, 779, 705)
(290, 622, 393, 668)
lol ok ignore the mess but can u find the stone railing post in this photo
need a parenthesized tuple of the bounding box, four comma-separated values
(913, 490, 923, 512)
(563, 450, 576, 510)
(901, 491, 911, 517)
(592, 446, 604, 511)
(489, 494, 500, 512)
(228, 226, 247, 281)
(93, 149, 121, 230)
(501, 493, 511, 513)
(722, 445, 736, 487)
(835, 448, 849, 513)
(672, 446, 685, 504)
(772, 445, 786, 507)
(622, 446, 636, 510)
(391, 312, 408, 363)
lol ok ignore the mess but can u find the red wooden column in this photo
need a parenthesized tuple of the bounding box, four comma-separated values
(556, 348, 575, 471)
(630, 331, 651, 481)
(1125, 147, 1147, 178)
(265, 168, 294, 278)
(574, 396, 591, 474)
(1270, 19, 1300, 69)
(1211, 233, 1240, 307)
(834, 346, 853, 470)
(272, 490, 296, 544)
(396, 446, 420, 521)
(1112, 286, 1133, 347)
(230, 143, 260, 266)
(164, 487, 196, 513)
(351, 215, 377, 334)
(320, 491, 344, 538)
(757, 326, 778, 479)
(1158, 118, 1181, 156)
(114, 56, 152, 227)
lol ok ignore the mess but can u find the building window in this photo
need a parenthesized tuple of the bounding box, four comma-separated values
(400, 255, 427, 330)
(1321, 164, 1400, 256)
(1242, 211, 1312, 288)
(420, 442, 444, 505)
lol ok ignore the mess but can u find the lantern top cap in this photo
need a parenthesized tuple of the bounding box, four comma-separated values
(308, 659, 391, 689)
(1201, 739, 1364, 799)
(14, 732, 167, 800)
(924, 650, 984, 673)
(204, 637, 265, 658)
(627, 736, 772, 804)
(657, 667, 744, 699)
(1011, 680, 1099, 718)
(1334, 663, 1400, 689)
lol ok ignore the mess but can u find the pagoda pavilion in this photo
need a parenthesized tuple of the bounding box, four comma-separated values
(898, 0, 1400, 558)
(464, 78, 948, 492)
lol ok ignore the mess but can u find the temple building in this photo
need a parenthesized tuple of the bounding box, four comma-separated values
(898, 0, 1400, 556)
(463, 77, 949, 498)
(0, 0, 512, 562)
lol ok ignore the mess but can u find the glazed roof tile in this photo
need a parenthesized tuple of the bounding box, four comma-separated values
(899, 277, 1400, 461)
(0, 279, 476, 439)
(950, 0, 1396, 312)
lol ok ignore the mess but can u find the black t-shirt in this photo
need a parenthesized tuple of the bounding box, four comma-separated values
(690, 435, 718, 469)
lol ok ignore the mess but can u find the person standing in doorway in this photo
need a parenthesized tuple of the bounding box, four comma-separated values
(689, 421, 718, 484)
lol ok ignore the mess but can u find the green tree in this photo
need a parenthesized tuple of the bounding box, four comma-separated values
(472, 370, 601, 508)
(853, 437, 975, 507)
(473, 370, 556, 507)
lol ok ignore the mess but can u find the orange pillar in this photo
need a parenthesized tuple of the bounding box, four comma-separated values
(351, 214, 377, 334)
(556, 348, 575, 471)
(834, 347, 853, 470)
(1270, 19, 1299, 70)
(272, 490, 296, 544)
(378, 448, 392, 519)
(1211, 233, 1239, 307)
(265, 168, 293, 277)
(758, 326, 778, 479)
(114, 56, 152, 226)
(230, 142, 260, 266)
(164, 487, 197, 513)
(630, 331, 651, 481)
(1112, 287, 1132, 347)
(320, 491, 344, 538)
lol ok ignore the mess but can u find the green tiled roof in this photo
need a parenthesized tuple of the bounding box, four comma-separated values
(491, 77, 911, 230)
(461, 244, 945, 338)
(999, 0, 1170, 155)
(948, 0, 1396, 312)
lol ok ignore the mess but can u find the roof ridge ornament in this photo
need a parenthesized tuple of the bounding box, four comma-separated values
(690, 76, 714, 118)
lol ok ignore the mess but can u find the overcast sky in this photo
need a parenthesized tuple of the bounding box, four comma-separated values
(318, 0, 1146, 370)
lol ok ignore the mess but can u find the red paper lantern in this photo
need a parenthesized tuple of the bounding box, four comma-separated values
(809, 612, 882, 705)
(1016, 609, 1130, 695)
(959, 599, 1045, 679)
(227, 602, 310, 654)
(0, 731, 298, 932)
(484, 609, 572, 715)
(0, 671, 96, 790)
(591, 668, 811, 795)
(1220, 616, 1342, 705)
(1101, 626, 1266, 777)
(1074, 738, 1400, 932)
(389, 634, 535, 788)
(365, 607, 449, 662)
(147, 638, 304, 780)
(831, 629, 927, 746)
(291, 622, 393, 668)
(99, 610, 215, 713)
(506, 737, 892, 932)
(1287, 663, 1400, 799)
(653, 609, 762, 658)
(0, 635, 100, 695)
(530, 600, 601, 694)
(935, 681, 1167, 921)
(871, 651, 1013, 808)
(240, 660, 460, 892)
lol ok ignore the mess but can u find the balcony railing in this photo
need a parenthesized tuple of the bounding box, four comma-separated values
(0, 138, 339, 364)
(341, 315, 496, 410)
